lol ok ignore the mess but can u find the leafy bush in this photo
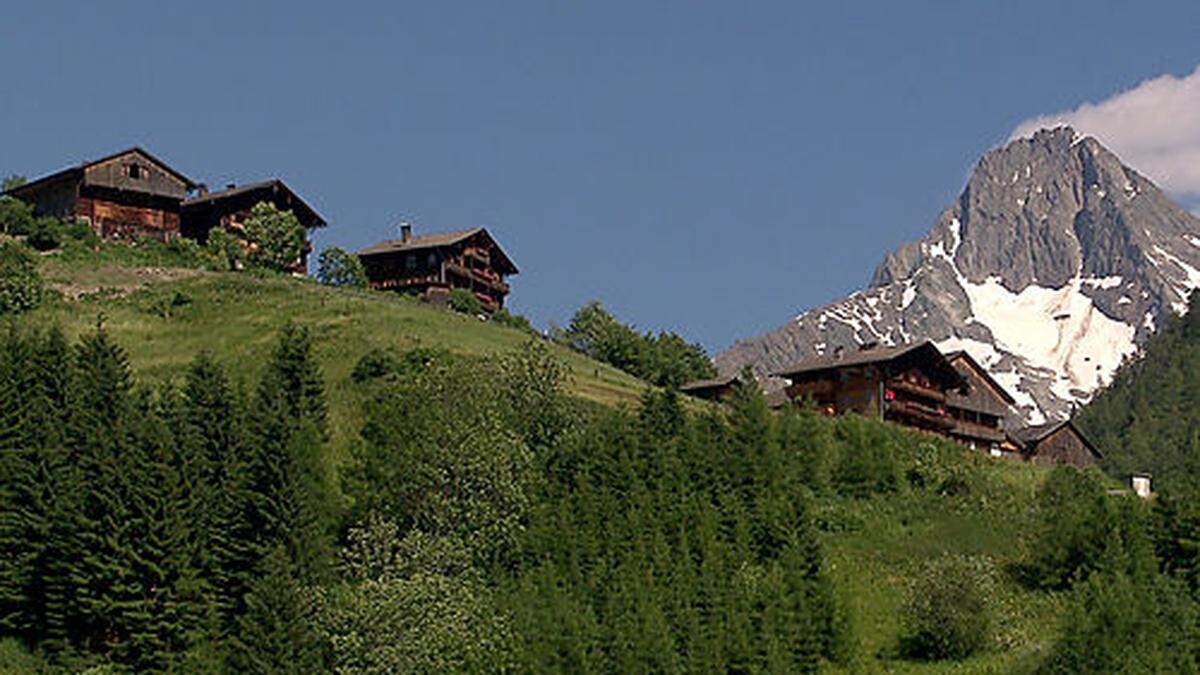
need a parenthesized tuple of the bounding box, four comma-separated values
(244, 201, 306, 272)
(901, 554, 996, 661)
(0, 242, 44, 314)
(560, 300, 715, 387)
(26, 218, 62, 251)
(62, 219, 100, 245)
(206, 227, 243, 271)
(492, 308, 535, 333)
(351, 346, 455, 384)
(316, 246, 368, 288)
(448, 288, 483, 316)
(0, 195, 36, 235)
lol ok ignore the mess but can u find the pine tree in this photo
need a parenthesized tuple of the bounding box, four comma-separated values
(228, 546, 325, 674)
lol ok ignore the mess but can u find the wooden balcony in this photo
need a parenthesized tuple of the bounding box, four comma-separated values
(445, 262, 510, 294)
(885, 399, 955, 430)
(888, 378, 947, 402)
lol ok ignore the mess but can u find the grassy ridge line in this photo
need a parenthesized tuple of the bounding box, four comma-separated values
(23, 260, 648, 461)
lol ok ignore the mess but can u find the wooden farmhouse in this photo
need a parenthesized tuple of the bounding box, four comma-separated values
(358, 225, 518, 312)
(4, 147, 196, 240)
(5, 148, 326, 272)
(182, 180, 327, 274)
(1011, 420, 1102, 468)
(772, 341, 1100, 469)
(773, 341, 966, 432)
(944, 350, 1018, 455)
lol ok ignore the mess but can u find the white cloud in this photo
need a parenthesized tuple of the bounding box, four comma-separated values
(1011, 65, 1200, 199)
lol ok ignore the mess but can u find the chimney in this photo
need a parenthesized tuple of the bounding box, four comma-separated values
(196, 183, 209, 197)
(400, 222, 412, 243)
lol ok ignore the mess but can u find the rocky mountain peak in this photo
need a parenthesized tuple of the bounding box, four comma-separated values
(717, 128, 1200, 424)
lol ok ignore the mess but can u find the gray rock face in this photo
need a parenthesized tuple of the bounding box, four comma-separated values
(716, 127, 1200, 424)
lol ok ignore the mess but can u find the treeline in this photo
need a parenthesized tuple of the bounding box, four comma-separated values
(558, 300, 716, 387)
(1080, 293, 1200, 486)
(0, 323, 333, 671)
(5, 318, 1199, 671)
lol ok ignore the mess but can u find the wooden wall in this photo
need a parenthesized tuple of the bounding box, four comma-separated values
(83, 150, 189, 200)
(1029, 427, 1097, 469)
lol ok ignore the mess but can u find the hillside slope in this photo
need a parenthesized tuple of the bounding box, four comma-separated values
(717, 127, 1200, 425)
(19, 243, 648, 458)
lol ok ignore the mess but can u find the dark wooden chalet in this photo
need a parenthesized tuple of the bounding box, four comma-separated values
(4, 147, 196, 240)
(944, 350, 1017, 454)
(181, 179, 327, 274)
(680, 373, 743, 402)
(357, 225, 518, 312)
(773, 342, 966, 434)
(1011, 420, 1101, 469)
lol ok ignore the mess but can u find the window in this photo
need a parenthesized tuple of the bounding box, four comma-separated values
(428, 252, 437, 267)
(128, 164, 143, 179)
(406, 253, 417, 270)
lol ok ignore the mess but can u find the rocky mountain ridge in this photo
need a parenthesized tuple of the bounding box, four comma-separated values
(716, 127, 1200, 423)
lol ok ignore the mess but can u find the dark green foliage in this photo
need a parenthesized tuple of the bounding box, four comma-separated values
(315, 246, 368, 288)
(0, 323, 337, 670)
(0, 193, 35, 235)
(229, 546, 325, 673)
(1023, 467, 1156, 590)
(1080, 294, 1200, 485)
(448, 287, 483, 315)
(900, 554, 996, 661)
(0, 242, 43, 315)
(491, 307, 535, 333)
(25, 219, 61, 251)
(506, 372, 845, 673)
(1154, 481, 1200, 595)
(832, 414, 902, 496)
(560, 300, 716, 387)
(351, 346, 455, 384)
(1037, 570, 1199, 674)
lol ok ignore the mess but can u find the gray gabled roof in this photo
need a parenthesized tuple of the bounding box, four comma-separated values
(1013, 420, 1103, 459)
(358, 227, 519, 275)
(772, 341, 965, 388)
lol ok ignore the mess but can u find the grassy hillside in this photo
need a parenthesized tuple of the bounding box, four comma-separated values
(17, 240, 648, 461)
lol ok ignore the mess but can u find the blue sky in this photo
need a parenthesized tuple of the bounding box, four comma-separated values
(2, 1, 1198, 351)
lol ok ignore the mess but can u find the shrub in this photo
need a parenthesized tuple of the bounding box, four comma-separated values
(900, 554, 996, 661)
(244, 201, 306, 272)
(492, 308, 535, 333)
(448, 288, 483, 316)
(0, 242, 44, 314)
(25, 218, 62, 251)
(62, 219, 98, 243)
(559, 300, 715, 387)
(316, 246, 368, 288)
(0, 196, 36, 235)
(206, 227, 243, 271)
